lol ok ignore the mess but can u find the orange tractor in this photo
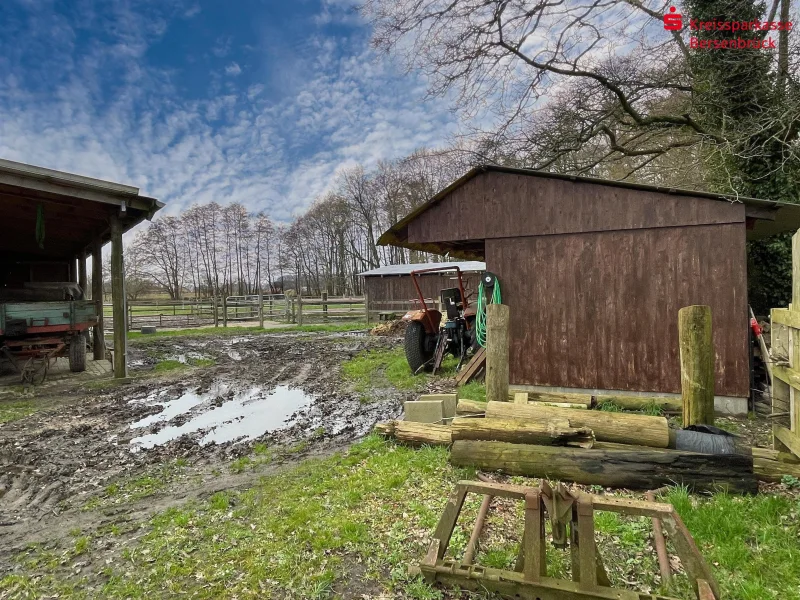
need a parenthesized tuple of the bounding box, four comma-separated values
(401, 266, 478, 374)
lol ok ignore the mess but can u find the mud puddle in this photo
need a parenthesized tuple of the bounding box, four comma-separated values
(129, 384, 314, 449)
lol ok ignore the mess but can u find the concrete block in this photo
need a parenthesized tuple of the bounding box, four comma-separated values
(404, 399, 444, 423)
(419, 394, 457, 418)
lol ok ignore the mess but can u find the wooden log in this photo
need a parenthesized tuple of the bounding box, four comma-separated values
(484, 401, 670, 448)
(679, 305, 715, 427)
(595, 394, 682, 413)
(520, 391, 593, 407)
(450, 440, 758, 494)
(375, 420, 452, 446)
(485, 304, 510, 403)
(451, 418, 594, 448)
(753, 455, 800, 483)
(514, 392, 528, 405)
(457, 399, 488, 416)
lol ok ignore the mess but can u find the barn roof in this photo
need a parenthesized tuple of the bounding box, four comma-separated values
(378, 165, 800, 258)
(0, 158, 163, 260)
(359, 261, 486, 277)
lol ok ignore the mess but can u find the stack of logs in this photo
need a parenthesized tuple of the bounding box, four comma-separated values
(376, 395, 800, 494)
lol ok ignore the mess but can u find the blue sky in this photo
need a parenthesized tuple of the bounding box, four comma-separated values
(0, 0, 457, 220)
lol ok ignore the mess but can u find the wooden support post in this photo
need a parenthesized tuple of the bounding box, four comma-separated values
(486, 304, 510, 403)
(69, 256, 77, 283)
(213, 296, 219, 327)
(222, 296, 227, 327)
(678, 305, 714, 427)
(322, 291, 328, 322)
(78, 252, 87, 295)
(258, 292, 264, 328)
(92, 239, 105, 361)
(110, 215, 127, 378)
(297, 294, 303, 326)
(364, 289, 370, 324)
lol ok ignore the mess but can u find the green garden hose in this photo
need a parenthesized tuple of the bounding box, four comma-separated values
(475, 278, 501, 347)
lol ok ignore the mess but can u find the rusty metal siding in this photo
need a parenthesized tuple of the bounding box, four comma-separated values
(364, 272, 482, 312)
(486, 223, 750, 397)
(408, 171, 746, 245)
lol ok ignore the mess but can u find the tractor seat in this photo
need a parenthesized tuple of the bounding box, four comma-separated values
(441, 288, 463, 320)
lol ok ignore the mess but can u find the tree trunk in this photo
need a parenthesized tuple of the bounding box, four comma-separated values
(485, 304, 510, 403)
(484, 401, 670, 448)
(456, 400, 488, 416)
(679, 305, 715, 427)
(450, 440, 757, 494)
(451, 417, 594, 448)
(374, 421, 452, 446)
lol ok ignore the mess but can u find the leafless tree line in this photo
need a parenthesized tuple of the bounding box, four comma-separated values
(127, 149, 473, 299)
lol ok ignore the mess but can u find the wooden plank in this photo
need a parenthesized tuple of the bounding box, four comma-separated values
(773, 425, 800, 459)
(432, 486, 468, 559)
(92, 238, 105, 360)
(456, 347, 485, 386)
(514, 392, 529, 405)
(773, 365, 800, 390)
(771, 308, 800, 330)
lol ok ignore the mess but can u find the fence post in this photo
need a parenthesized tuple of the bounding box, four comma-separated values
(222, 296, 228, 328)
(127, 303, 133, 332)
(322, 292, 328, 322)
(213, 297, 219, 327)
(297, 295, 303, 326)
(364, 290, 370, 325)
(258, 293, 264, 328)
(678, 305, 715, 427)
(486, 303, 510, 403)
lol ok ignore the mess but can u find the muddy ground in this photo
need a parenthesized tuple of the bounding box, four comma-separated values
(0, 330, 416, 574)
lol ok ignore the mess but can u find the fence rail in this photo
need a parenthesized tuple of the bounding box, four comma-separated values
(101, 294, 437, 332)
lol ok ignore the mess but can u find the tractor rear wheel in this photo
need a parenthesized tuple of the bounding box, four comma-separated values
(69, 335, 87, 373)
(405, 321, 434, 373)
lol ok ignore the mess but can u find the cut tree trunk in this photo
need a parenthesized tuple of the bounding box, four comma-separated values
(457, 400, 488, 416)
(451, 440, 757, 494)
(374, 421, 452, 446)
(679, 305, 715, 427)
(484, 401, 670, 448)
(451, 418, 594, 448)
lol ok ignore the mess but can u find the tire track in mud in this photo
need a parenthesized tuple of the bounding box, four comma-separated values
(0, 332, 411, 572)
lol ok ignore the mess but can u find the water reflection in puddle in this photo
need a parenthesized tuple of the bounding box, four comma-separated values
(129, 385, 313, 449)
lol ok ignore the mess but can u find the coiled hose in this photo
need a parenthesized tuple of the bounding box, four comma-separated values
(475, 279, 502, 347)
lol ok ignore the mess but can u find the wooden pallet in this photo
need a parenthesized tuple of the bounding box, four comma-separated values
(456, 347, 486, 386)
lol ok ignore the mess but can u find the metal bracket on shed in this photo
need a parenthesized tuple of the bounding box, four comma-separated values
(420, 480, 720, 600)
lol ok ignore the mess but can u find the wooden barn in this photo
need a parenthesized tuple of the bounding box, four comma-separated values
(361, 261, 484, 316)
(378, 165, 800, 410)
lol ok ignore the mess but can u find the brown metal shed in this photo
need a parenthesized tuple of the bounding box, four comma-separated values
(379, 165, 800, 400)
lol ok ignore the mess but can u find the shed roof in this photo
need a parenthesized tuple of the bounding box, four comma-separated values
(378, 165, 800, 258)
(359, 261, 486, 277)
(0, 158, 163, 260)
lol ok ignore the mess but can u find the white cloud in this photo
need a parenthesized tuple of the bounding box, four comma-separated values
(0, 3, 458, 227)
(224, 62, 242, 76)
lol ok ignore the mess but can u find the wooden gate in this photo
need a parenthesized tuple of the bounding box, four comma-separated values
(770, 231, 800, 458)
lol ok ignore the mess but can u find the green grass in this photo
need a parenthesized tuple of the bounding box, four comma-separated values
(342, 347, 424, 396)
(153, 360, 187, 373)
(128, 322, 367, 341)
(0, 399, 37, 423)
(4, 438, 800, 599)
(457, 381, 486, 402)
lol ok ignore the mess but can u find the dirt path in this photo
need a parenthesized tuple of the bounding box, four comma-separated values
(0, 330, 409, 573)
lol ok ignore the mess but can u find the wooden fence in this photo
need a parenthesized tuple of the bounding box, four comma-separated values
(771, 230, 800, 458)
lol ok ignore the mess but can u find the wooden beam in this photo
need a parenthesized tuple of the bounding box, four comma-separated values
(78, 251, 87, 293)
(92, 238, 105, 361)
(678, 305, 715, 427)
(110, 215, 127, 378)
(744, 205, 778, 221)
(486, 303, 510, 403)
(774, 425, 800, 459)
(771, 308, 800, 330)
